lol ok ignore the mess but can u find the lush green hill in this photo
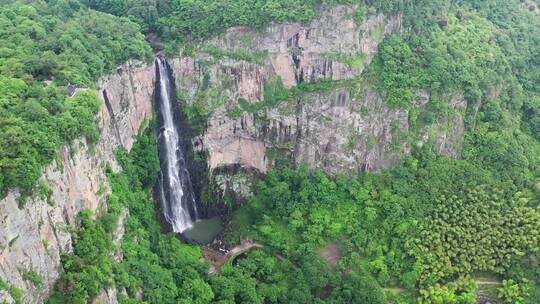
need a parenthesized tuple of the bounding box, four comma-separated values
(0, 0, 151, 200)
(1, 0, 539, 303)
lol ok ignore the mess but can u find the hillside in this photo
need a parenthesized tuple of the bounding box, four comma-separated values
(0, 1, 539, 303)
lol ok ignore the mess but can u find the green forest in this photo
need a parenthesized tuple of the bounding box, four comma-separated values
(1, 0, 540, 303)
(0, 0, 151, 200)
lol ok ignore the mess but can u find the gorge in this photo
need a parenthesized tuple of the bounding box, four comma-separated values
(0, 1, 539, 303)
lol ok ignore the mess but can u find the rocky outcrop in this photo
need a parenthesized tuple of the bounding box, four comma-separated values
(288, 87, 410, 175)
(171, 6, 404, 176)
(92, 288, 120, 304)
(167, 5, 465, 200)
(0, 60, 154, 304)
(98, 62, 156, 153)
(416, 91, 466, 158)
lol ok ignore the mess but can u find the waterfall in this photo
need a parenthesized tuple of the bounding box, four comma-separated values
(156, 57, 198, 233)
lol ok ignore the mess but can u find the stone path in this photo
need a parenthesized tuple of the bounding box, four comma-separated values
(204, 237, 264, 275)
(477, 280, 501, 285)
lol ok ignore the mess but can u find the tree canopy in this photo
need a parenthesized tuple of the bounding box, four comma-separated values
(0, 0, 151, 198)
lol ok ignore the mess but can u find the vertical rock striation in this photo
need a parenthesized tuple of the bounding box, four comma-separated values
(167, 5, 465, 201)
(0, 60, 154, 304)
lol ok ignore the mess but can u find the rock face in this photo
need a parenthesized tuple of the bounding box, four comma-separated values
(0, 60, 154, 304)
(168, 5, 465, 200)
(0, 5, 469, 303)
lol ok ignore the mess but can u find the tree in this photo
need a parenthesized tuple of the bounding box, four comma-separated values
(498, 279, 530, 304)
(419, 278, 477, 304)
(329, 272, 386, 304)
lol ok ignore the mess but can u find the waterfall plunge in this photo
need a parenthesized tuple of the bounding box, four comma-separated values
(156, 57, 198, 233)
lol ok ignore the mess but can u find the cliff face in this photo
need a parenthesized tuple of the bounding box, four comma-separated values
(168, 5, 465, 200)
(0, 5, 469, 303)
(0, 60, 154, 304)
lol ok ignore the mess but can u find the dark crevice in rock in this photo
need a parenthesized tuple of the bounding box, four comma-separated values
(47, 213, 63, 253)
(360, 162, 369, 172)
(337, 91, 347, 107)
(287, 33, 300, 48)
(102, 90, 123, 146)
(126, 72, 136, 110)
(293, 97, 303, 167)
(310, 66, 316, 83)
(322, 60, 333, 79)
(292, 51, 304, 84)
(292, 54, 301, 69)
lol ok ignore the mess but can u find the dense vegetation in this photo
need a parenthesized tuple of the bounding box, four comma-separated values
(48, 125, 213, 303)
(2, 0, 540, 303)
(49, 137, 539, 302)
(222, 0, 540, 302)
(229, 149, 540, 301)
(85, 0, 361, 41)
(47, 126, 393, 303)
(0, 0, 150, 199)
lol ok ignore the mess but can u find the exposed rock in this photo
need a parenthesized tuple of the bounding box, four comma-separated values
(92, 288, 119, 304)
(419, 93, 467, 158)
(168, 5, 464, 202)
(112, 208, 129, 262)
(318, 243, 340, 269)
(170, 5, 403, 173)
(0, 60, 154, 304)
(212, 165, 261, 206)
(299, 88, 408, 174)
(66, 84, 84, 97)
(97, 60, 156, 152)
(0, 290, 15, 304)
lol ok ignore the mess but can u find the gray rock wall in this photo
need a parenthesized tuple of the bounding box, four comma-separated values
(168, 5, 464, 185)
(0, 60, 154, 304)
(164, 5, 467, 204)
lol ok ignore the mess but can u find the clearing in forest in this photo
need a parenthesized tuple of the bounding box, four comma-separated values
(318, 242, 340, 268)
